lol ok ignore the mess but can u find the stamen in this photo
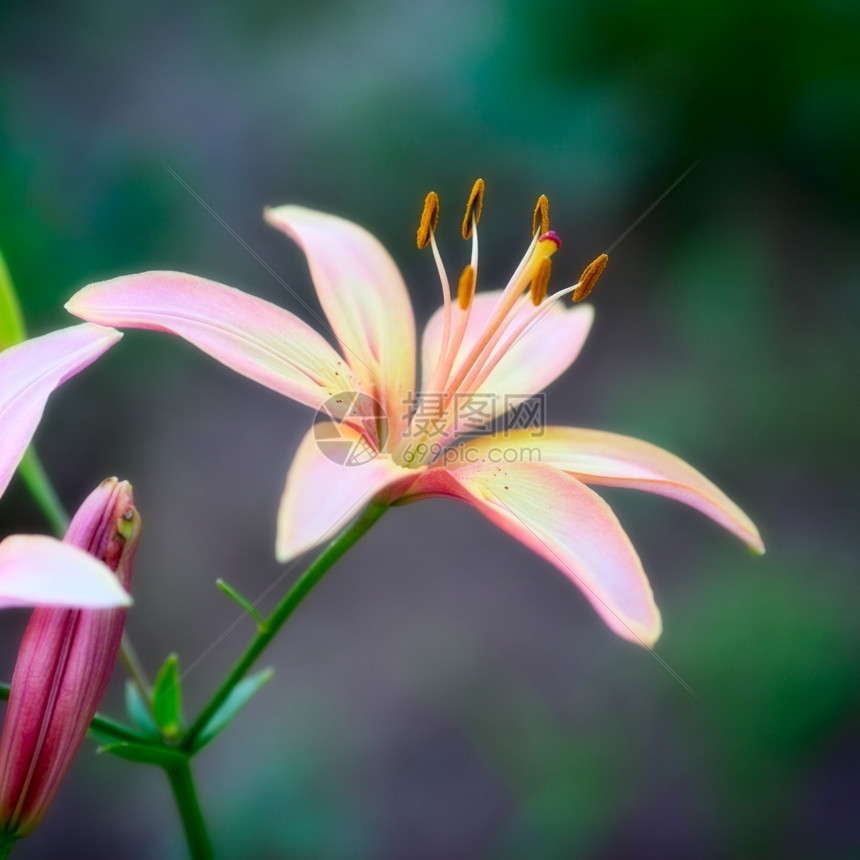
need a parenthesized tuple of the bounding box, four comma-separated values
(532, 195, 549, 236)
(430, 252, 477, 397)
(428, 231, 453, 376)
(461, 280, 579, 407)
(462, 178, 485, 240)
(530, 258, 551, 306)
(426, 193, 480, 399)
(573, 253, 608, 302)
(417, 191, 440, 249)
(457, 265, 476, 311)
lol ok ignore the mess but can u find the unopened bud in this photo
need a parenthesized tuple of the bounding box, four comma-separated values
(0, 479, 140, 844)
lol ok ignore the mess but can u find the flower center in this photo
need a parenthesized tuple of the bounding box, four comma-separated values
(397, 181, 607, 468)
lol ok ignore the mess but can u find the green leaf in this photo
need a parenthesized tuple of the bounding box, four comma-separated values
(152, 654, 183, 740)
(216, 578, 266, 627)
(0, 250, 26, 350)
(125, 680, 160, 738)
(192, 668, 274, 752)
(98, 741, 188, 769)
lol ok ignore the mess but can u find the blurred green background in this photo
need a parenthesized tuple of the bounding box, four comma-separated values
(1, 0, 858, 857)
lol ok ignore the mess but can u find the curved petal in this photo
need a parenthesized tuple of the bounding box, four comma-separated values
(0, 324, 121, 499)
(0, 535, 131, 609)
(276, 422, 413, 562)
(66, 271, 362, 411)
(458, 428, 764, 553)
(421, 291, 593, 437)
(400, 460, 662, 647)
(265, 206, 416, 445)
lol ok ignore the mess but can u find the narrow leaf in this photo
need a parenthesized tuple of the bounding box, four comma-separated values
(152, 653, 182, 739)
(98, 741, 188, 769)
(192, 668, 274, 752)
(216, 578, 265, 627)
(0, 250, 26, 350)
(125, 680, 160, 738)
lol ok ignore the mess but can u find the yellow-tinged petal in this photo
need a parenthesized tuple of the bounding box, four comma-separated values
(399, 461, 662, 647)
(276, 423, 413, 562)
(265, 206, 417, 446)
(66, 271, 361, 411)
(459, 428, 765, 553)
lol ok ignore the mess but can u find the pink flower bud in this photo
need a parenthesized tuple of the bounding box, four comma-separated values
(0, 478, 140, 844)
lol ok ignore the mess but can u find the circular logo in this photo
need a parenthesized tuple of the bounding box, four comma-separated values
(313, 391, 388, 466)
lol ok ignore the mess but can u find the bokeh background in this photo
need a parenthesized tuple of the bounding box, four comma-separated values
(1, 0, 858, 857)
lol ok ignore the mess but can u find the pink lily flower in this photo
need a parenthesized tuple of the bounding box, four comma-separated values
(0, 324, 131, 609)
(0, 478, 140, 843)
(66, 183, 763, 646)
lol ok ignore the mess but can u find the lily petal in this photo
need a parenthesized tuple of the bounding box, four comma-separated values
(458, 428, 765, 553)
(401, 460, 662, 646)
(276, 422, 413, 562)
(421, 292, 593, 435)
(0, 324, 121, 498)
(0, 535, 131, 609)
(265, 206, 416, 445)
(66, 271, 361, 411)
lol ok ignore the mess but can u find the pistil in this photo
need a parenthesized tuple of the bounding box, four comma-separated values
(443, 229, 560, 403)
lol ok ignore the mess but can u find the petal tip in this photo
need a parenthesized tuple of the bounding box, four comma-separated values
(64, 291, 86, 317)
(618, 603, 662, 649)
(273, 539, 293, 565)
(74, 320, 123, 347)
(114, 588, 134, 608)
(263, 204, 293, 229)
(740, 520, 765, 555)
(91, 323, 124, 346)
(640, 616, 663, 649)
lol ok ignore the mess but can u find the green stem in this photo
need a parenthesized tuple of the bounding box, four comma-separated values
(0, 830, 17, 859)
(181, 501, 389, 751)
(164, 759, 214, 860)
(16, 448, 69, 536)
